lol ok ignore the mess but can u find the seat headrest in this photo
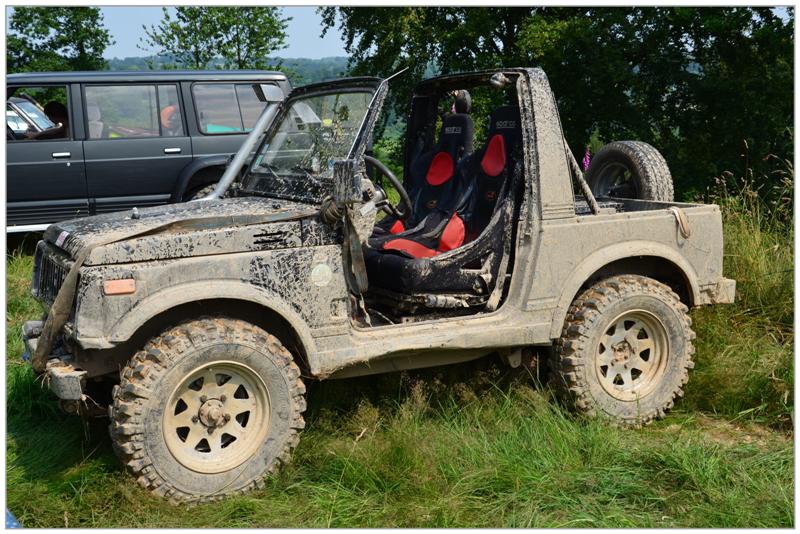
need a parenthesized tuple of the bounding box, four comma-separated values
(437, 113, 474, 157)
(475, 106, 520, 178)
(86, 102, 101, 122)
(486, 105, 521, 151)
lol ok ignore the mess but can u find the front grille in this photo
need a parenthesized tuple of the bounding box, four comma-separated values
(32, 242, 73, 305)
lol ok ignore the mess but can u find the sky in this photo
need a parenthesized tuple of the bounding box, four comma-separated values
(14, 6, 792, 60)
(12, 6, 347, 60)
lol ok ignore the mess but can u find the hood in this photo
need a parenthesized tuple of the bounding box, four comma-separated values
(44, 197, 322, 266)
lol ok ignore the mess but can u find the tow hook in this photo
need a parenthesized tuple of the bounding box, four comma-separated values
(22, 320, 88, 411)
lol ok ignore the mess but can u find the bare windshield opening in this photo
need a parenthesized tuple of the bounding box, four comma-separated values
(242, 90, 373, 202)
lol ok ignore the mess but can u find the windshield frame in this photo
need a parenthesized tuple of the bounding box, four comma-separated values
(239, 77, 386, 201)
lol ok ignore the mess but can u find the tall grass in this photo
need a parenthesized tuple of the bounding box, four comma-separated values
(6, 376, 793, 527)
(6, 242, 40, 365)
(684, 155, 794, 428)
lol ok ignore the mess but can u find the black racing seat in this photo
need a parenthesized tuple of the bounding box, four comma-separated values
(374, 96, 474, 236)
(458, 105, 521, 242)
(365, 105, 521, 295)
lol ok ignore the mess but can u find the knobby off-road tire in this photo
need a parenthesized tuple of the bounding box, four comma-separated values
(109, 317, 306, 503)
(186, 183, 218, 201)
(585, 141, 674, 201)
(551, 275, 695, 427)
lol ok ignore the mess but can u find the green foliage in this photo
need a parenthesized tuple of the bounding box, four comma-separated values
(278, 57, 349, 85)
(321, 7, 794, 197)
(7, 7, 113, 72)
(518, 7, 794, 198)
(683, 154, 793, 428)
(105, 55, 349, 86)
(140, 7, 290, 70)
(214, 8, 290, 70)
(140, 8, 221, 70)
(319, 7, 531, 122)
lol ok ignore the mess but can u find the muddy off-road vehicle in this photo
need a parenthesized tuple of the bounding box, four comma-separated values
(22, 68, 735, 502)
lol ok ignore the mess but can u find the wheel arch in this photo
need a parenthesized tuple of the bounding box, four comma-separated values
(109, 281, 317, 374)
(170, 154, 230, 202)
(549, 241, 700, 338)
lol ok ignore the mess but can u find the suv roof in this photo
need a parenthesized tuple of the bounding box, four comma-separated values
(7, 70, 288, 85)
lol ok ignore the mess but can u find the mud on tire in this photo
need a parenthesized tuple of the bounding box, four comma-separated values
(585, 140, 674, 201)
(550, 275, 695, 427)
(109, 317, 306, 503)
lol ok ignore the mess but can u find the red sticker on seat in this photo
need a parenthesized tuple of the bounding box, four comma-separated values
(426, 152, 454, 186)
(481, 134, 506, 177)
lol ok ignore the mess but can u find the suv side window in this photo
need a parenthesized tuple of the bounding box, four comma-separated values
(6, 85, 70, 141)
(235, 84, 267, 130)
(85, 85, 161, 139)
(157, 85, 184, 137)
(193, 83, 272, 135)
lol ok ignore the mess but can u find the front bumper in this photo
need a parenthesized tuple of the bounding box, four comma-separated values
(698, 277, 737, 305)
(22, 320, 86, 401)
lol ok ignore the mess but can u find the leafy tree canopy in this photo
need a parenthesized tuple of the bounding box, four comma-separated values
(7, 7, 114, 72)
(320, 7, 793, 195)
(140, 7, 290, 70)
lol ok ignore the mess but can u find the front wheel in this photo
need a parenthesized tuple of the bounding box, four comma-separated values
(551, 275, 695, 427)
(185, 183, 219, 201)
(109, 317, 306, 503)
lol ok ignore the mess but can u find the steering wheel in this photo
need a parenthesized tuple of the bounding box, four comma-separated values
(364, 155, 413, 221)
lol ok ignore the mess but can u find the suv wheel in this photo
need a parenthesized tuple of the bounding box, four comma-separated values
(551, 275, 694, 427)
(109, 317, 306, 503)
(185, 183, 219, 201)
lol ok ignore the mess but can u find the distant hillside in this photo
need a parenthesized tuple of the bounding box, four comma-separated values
(106, 56, 349, 85)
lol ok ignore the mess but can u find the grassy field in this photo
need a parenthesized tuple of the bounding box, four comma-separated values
(5, 163, 793, 527)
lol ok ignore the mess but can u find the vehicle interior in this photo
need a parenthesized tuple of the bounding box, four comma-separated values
(361, 72, 524, 326)
(6, 86, 68, 141)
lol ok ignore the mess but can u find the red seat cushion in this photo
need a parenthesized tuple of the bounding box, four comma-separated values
(383, 238, 439, 258)
(481, 134, 506, 177)
(426, 152, 455, 186)
(382, 213, 465, 259)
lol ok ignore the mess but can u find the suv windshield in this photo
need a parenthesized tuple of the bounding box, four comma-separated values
(241, 89, 374, 203)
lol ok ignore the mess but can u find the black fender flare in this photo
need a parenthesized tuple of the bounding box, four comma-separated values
(170, 154, 231, 202)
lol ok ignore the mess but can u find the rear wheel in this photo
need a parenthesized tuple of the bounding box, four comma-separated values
(585, 141, 674, 201)
(551, 275, 694, 427)
(109, 317, 306, 503)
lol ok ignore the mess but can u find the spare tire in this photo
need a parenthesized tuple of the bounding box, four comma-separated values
(585, 141, 674, 201)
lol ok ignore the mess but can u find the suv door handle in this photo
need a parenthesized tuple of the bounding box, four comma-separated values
(163, 147, 182, 154)
(51, 152, 71, 159)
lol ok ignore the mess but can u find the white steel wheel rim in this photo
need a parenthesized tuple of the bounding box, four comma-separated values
(594, 309, 669, 401)
(163, 360, 270, 474)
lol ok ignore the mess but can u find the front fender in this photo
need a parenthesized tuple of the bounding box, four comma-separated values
(548, 240, 701, 338)
(100, 280, 318, 363)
